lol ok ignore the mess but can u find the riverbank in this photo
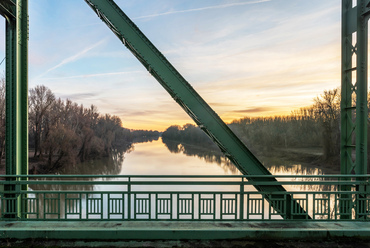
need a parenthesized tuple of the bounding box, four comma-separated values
(0, 150, 53, 175)
(0, 145, 132, 175)
(267, 147, 339, 174)
(162, 137, 338, 174)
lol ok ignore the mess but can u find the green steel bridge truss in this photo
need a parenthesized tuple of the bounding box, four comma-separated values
(0, 0, 369, 222)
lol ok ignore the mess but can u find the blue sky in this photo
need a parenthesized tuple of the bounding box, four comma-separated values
(0, 0, 343, 130)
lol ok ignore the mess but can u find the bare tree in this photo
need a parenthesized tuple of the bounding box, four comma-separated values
(314, 88, 341, 161)
(29, 85, 55, 158)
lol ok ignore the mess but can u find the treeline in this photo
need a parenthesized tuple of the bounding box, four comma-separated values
(162, 88, 370, 165)
(230, 88, 344, 163)
(131, 130, 161, 143)
(162, 123, 217, 150)
(0, 80, 159, 171)
(28, 85, 142, 171)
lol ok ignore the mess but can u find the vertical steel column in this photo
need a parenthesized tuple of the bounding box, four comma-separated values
(341, 0, 355, 176)
(17, 0, 29, 219)
(355, 0, 368, 175)
(341, 0, 369, 219)
(16, 0, 28, 179)
(3, 0, 28, 219)
(4, 7, 17, 220)
(341, 0, 369, 176)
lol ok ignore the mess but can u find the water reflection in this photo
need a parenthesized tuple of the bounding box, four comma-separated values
(30, 145, 133, 192)
(28, 138, 340, 220)
(160, 138, 335, 194)
(31, 138, 331, 190)
(162, 139, 238, 175)
(161, 139, 326, 176)
(133, 136, 159, 144)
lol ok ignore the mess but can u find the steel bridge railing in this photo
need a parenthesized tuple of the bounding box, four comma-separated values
(0, 175, 369, 221)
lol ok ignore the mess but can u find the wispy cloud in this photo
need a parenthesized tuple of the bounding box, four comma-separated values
(58, 92, 99, 100)
(34, 39, 106, 80)
(233, 107, 278, 114)
(39, 70, 143, 81)
(134, 0, 271, 20)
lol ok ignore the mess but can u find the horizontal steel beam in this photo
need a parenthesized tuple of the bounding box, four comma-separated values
(1, 221, 370, 240)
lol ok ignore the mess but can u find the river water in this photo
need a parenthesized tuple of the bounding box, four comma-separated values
(62, 137, 326, 177)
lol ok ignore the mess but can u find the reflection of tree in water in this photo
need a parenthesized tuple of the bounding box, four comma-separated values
(162, 139, 239, 174)
(262, 156, 324, 175)
(27, 144, 133, 219)
(163, 140, 181, 153)
(133, 136, 159, 144)
(53, 144, 133, 176)
(162, 138, 336, 218)
(162, 138, 334, 192)
(30, 144, 133, 194)
(266, 163, 335, 192)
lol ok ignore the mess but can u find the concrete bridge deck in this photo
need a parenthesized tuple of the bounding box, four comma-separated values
(0, 221, 369, 240)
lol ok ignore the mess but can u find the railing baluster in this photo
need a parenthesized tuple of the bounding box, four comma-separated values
(128, 177, 131, 220)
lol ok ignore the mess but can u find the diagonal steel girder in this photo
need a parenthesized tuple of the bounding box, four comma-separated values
(84, 0, 309, 219)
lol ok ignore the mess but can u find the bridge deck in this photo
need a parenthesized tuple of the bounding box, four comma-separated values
(0, 221, 369, 240)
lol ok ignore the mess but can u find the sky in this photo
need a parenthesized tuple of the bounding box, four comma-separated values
(0, 0, 347, 131)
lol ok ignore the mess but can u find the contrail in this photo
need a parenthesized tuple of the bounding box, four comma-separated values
(34, 39, 106, 79)
(134, 0, 271, 20)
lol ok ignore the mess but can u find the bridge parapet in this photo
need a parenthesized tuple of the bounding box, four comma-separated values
(0, 175, 368, 221)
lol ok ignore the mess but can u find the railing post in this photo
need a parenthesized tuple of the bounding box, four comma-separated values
(239, 178, 244, 220)
(4, 176, 17, 220)
(127, 177, 131, 220)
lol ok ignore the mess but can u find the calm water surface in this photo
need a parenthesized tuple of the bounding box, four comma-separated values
(51, 137, 327, 177)
(118, 138, 325, 176)
(41, 137, 328, 195)
(29, 138, 337, 220)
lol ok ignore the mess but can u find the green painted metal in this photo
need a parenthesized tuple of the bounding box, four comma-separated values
(2, 221, 370, 240)
(341, 0, 355, 176)
(0, 174, 368, 221)
(83, 0, 307, 219)
(354, 0, 369, 176)
(340, 0, 369, 219)
(1, 0, 366, 228)
(340, 0, 369, 174)
(0, 0, 29, 219)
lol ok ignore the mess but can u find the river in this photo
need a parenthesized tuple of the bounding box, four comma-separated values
(60, 137, 327, 176)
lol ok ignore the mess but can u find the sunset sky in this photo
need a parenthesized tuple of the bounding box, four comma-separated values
(0, 0, 345, 131)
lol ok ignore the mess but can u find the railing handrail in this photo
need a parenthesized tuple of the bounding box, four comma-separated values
(0, 180, 366, 186)
(0, 174, 367, 188)
(0, 174, 369, 178)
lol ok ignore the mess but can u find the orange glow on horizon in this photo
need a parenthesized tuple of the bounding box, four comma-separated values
(123, 108, 299, 132)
